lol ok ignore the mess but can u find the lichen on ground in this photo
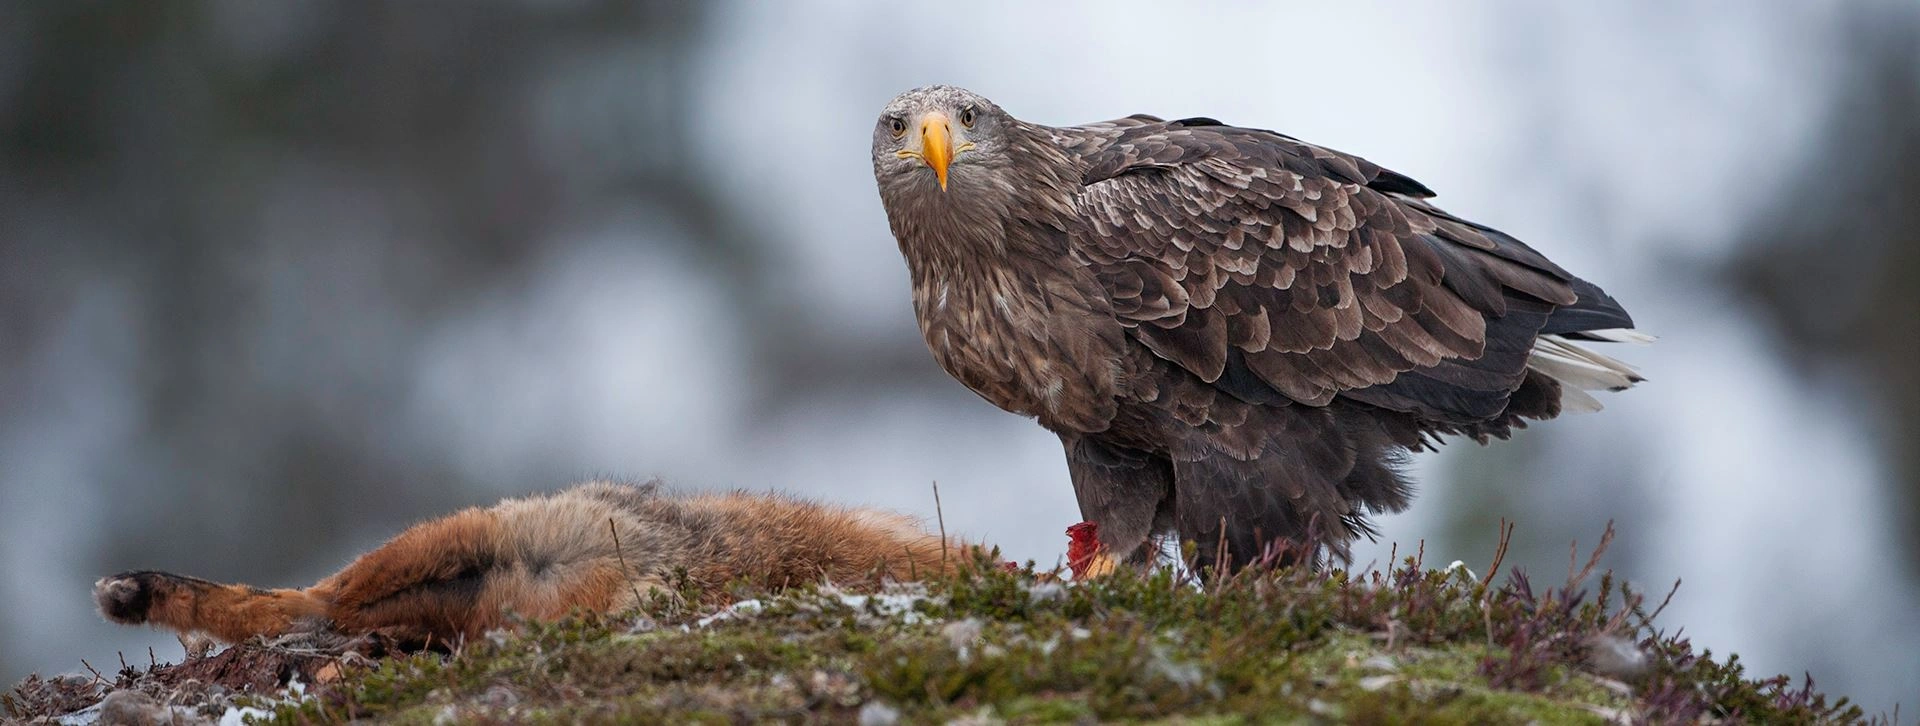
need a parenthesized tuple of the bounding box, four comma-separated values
(6, 538, 1874, 724)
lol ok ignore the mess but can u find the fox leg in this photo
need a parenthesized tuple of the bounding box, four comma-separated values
(308, 507, 512, 649)
(93, 571, 328, 645)
(98, 492, 669, 649)
(95, 507, 510, 649)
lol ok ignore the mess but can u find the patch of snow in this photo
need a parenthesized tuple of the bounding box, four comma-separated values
(1146, 643, 1205, 688)
(486, 628, 513, 647)
(625, 615, 658, 634)
(857, 701, 901, 726)
(54, 702, 101, 726)
(1037, 636, 1060, 656)
(220, 706, 275, 726)
(942, 618, 984, 663)
(1445, 560, 1478, 583)
(1361, 655, 1400, 673)
(215, 671, 315, 724)
(1586, 634, 1650, 679)
(1358, 675, 1400, 692)
(695, 598, 765, 628)
(1025, 580, 1066, 604)
(835, 590, 933, 625)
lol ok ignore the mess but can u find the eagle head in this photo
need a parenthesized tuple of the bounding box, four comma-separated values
(870, 86, 1023, 211)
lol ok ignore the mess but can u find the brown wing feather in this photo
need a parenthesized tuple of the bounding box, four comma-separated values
(1067, 120, 1579, 420)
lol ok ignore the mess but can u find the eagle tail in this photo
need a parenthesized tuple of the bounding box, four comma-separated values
(1526, 331, 1650, 413)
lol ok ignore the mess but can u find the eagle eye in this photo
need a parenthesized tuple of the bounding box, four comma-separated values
(888, 116, 907, 138)
(958, 106, 977, 128)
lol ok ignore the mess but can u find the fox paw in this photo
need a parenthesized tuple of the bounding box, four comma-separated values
(94, 571, 162, 624)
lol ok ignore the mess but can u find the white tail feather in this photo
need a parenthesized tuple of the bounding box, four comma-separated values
(1572, 328, 1657, 345)
(1527, 333, 1647, 414)
(1557, 384, 1605, 414)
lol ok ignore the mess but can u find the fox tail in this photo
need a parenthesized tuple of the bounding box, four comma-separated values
(94, 570, 326, 645)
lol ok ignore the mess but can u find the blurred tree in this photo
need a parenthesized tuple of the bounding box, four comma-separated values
(0, 1, 968, 684)
(0, 0, 752, 624)
(1725, 5, 1920, 572)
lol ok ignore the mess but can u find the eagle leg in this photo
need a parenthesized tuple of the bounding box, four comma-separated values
(1170, 458, 1343, 574)
(1059, 434, 1173, 566)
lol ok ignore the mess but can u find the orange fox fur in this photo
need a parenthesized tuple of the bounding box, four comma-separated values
(95, 481, 980, 648)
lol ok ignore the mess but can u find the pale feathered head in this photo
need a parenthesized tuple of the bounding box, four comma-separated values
(870, 86, 1022, 202)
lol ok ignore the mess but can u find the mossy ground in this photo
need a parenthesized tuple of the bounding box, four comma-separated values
(8, 540, 1874, 724)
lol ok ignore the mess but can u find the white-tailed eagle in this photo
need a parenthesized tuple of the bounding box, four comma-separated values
(871, 86, 1645, 571)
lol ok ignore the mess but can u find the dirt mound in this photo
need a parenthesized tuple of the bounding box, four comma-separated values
(4, 634, 396, 724)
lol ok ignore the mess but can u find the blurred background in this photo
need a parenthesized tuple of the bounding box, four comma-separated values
(3, 0, 1916, 714)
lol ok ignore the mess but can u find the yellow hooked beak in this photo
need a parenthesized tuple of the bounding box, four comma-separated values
(919, 111, 953, 191)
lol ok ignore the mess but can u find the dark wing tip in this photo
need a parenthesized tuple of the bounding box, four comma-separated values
(1368, 169, 1436, 198)
(1170, 116, 1226, 128)
(1542, 277, 1636, 335)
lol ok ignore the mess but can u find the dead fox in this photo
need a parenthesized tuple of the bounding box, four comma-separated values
(95, 481, 979, 648)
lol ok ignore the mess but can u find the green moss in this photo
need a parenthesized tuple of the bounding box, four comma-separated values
(240, 557, 1864, 725)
